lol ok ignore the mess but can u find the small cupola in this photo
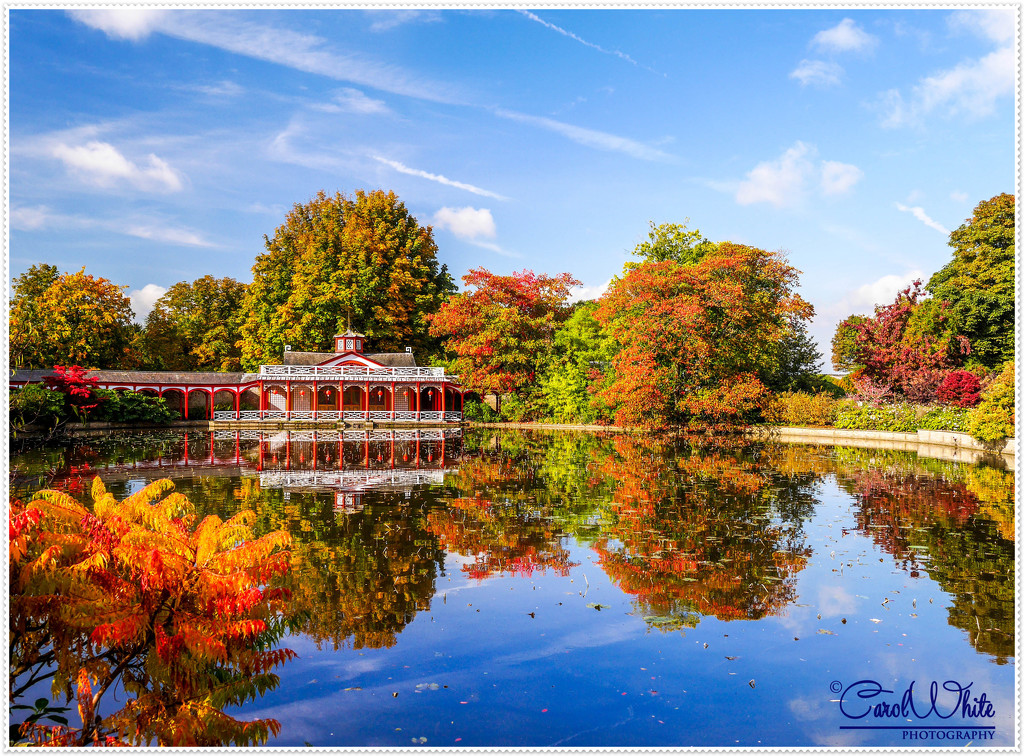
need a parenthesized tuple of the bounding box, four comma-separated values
(334, 329, 365, 354)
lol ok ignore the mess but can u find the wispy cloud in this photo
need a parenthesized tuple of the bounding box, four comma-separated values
(51, 140, 184, 193)
(811, 18, 878, 54)
(69, 9, 464, 105)
(790, 59, 843, 87)
(735, 142, 863, 207)
(895, 202, 949, 234)
(11, 204, 216, 248)
(834, 270, 926, 316)
(494, 108, 673, 162)
(948, 8, 1016, 44)
(374, 156, 508, 200)
(314, 88, 390, 115)
(364, 10, 442, 32)
(516, 10, 643, 69)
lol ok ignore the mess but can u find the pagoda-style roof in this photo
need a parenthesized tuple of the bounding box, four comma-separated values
(282, 351, 417, 368)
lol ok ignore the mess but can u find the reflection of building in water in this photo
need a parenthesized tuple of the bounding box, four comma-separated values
(243, 429, 461, 512)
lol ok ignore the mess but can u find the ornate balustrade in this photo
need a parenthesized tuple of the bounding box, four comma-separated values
(259, 365, 451, 380)
(210, 409, 462, 423)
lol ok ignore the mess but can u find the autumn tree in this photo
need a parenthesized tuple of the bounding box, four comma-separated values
(10, 266, 136, 369)
(429, 268, 580, 406)
(239, 190, 454, 369)
(831, 314, 870, 372)
(143, 275, 248, 371)
(628, 220, 718, 268)
(594, 243, 813, 428)
(10, 479, 295, 746)
(925, 193, 1015, 369)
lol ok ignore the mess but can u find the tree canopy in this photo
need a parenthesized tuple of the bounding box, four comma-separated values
(595, 243, 813, 428)
(238, 190, 454, 369)
(429, 268, 579, 397)
(143, 275, 247, 371)
(925, 193, 1015, 369)
(10, 266, 136, 369)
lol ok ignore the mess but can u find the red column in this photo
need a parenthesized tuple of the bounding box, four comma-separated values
(441, 384, 446, 420)
(391, 381, 396, 421)
(286, 381, 292, 417)
(364, 381, 369, 420)
(416, 382, 421, 422)
(313, 381, 318, 419)
(184, 390, 189, 420)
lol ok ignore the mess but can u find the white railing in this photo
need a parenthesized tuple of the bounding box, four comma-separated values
(240, 411, 262, 420)
(317, 411, 341, 420)
(259, 468, 448, 491)
(211, 409, 461, 423)
(419, 411, 442, 422)
(214, 411, 236, 420)
(343, 411, 367, 422)
(289, 411, 314, 420)
(210, 428, 462, 443)
(444, 412, 462, 422)
(259, 365, 447, 379)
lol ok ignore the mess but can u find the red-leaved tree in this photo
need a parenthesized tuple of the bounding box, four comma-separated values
(429, 268, 580, 399)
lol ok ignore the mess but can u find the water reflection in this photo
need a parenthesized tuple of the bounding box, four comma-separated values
(8, 428, 1015, 744)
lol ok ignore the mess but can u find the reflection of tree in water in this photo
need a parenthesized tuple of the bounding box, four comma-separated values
(593, 435, 811, 629)
(832, 449, 1015, 664)
(246, 485, 445, 651)
(430, 450, 578, 579)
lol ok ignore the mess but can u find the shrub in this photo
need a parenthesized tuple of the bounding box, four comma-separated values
(967, 362, 1015, 444)
(834, 402, 920, 433)
(92, 389, 176, 425)
(462, 397, 499, 422)
(10, 384, 67, 429)
(918, 406, 970, 433)
(767, 391, 840, 427)
(935, 370, 982, 407)
(497, 393, 532, 422)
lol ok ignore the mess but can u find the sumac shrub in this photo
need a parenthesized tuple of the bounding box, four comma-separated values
(967, 363, 1015, 444)
(767, 391, 840, 427)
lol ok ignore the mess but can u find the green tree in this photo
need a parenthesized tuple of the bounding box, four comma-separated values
(538, 302, 616, 423)
(926, 193, 1015, 369)
(628, 220, 718, 268)
(239, 190, 454, 370)
(143, 276, 248, 371)
(831, 314, 870, 372)
(764, 317, 824, 393)
(9, 266, 136, 369)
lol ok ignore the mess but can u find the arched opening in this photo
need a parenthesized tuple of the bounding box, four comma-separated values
(264, 385, 287, 412)
(213, 389, 237, 415)
(240, 387, 260, 411)
(368, 385, 392, 412)
(317, 385, 338, 412)
(420, 385, 439, 411)
(138, 388, 158, 397)
(395, 385, 417, 412)
(187, 390, 211, 420)
(162, 389, 185, 419)
(342, 385, 365, 412)
(444, 386, 463, 412)
(291, 384, 313, 412)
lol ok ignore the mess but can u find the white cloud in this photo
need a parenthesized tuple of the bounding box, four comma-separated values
(433, 207, 497, 241)
(125, 225, 215, 247)
(820, 161, 864, 195)
(129, 284, 168, 323)
(811, 18, 878, 54)
(331, 88, 390, 115)
(790, 59, 844, 87)
(736, 142, 816, 207)
(879, 44, 1013, 127)
(950, 190, 969, 203)
(69, 10, 463, 105)
(190, 80, 244, 98)
(736, 143, 862, 207)
(570, 279, 611, 303)
(949, 8, 1016, 44)
(494, 108, 672, 162)
(837, 270, 926, 316)
(67, 9, 170, 41)
(373, 156, 507, 200)
(895, 202, 950, 235)
(364, 10, 442, 33)
(51, 140, 183, 192)
(11, 205, 52, 231)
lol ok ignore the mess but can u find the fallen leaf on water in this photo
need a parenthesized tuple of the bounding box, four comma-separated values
(586, 603, 609, 610)
(748, 679, 756, 689)
(817, 629, 835, 635)
(869, 618, 882, 623)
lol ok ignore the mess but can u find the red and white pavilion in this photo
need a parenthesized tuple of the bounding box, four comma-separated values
(9, 330, 464, 424)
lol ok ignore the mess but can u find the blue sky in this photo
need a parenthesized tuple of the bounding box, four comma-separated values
(9, 8, 1016, 364)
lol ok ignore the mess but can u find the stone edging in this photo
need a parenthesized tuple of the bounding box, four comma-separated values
(745, 425, 1015, 458)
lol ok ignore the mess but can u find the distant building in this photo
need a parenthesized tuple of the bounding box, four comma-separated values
(9, 329, 463, 424)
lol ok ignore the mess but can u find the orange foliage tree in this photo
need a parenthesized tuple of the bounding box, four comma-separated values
(10, 479, 295, 746)
(594, 244, 813, 428)
(429, 268, 580, 403)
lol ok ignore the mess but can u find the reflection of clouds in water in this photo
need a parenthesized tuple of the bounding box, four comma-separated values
(788, 694, 829, 721)
(492, 619, 641, 665)
(818, 585, 858, 618)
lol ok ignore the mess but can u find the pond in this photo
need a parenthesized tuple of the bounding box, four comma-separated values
(10, 428, 1016, 748)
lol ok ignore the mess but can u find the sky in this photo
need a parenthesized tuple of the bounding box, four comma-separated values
(8, 7, 1017, 366)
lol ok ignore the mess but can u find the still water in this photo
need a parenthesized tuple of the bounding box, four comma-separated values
(10, 428, 1016, 747)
